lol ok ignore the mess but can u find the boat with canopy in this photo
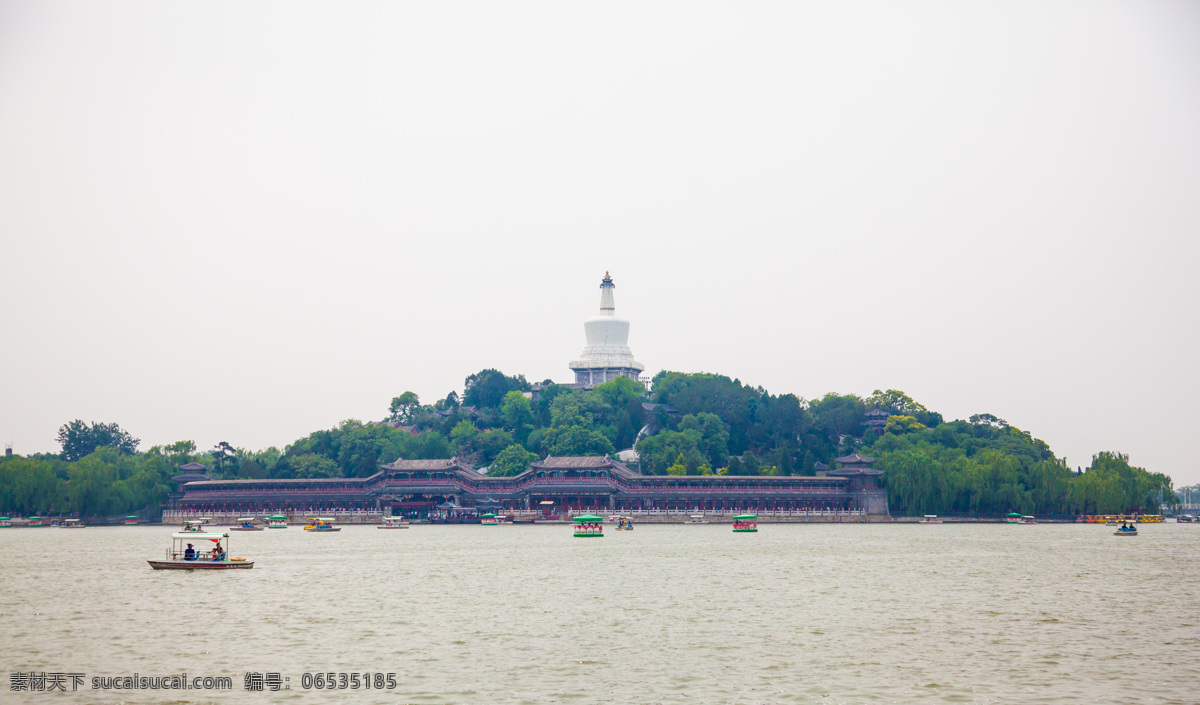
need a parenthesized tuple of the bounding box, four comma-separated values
(732, 514, 758, 532)
(480, 513, 500, 526)
(303, 517, 341, 532)
(266, 515, 288, 529)
(378, 517, 410, 529)
(148, 531, 253, 569)
(60, 518, 86, 528)
(124, 516, 139, 525)
(230, 517, 263, 531)
(573, 514, 605, 538)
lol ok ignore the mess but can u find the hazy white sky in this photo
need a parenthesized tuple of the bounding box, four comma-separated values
(1, 1, 1198, 484)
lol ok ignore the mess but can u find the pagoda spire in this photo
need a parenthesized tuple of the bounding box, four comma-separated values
(598, 271, 615, 316)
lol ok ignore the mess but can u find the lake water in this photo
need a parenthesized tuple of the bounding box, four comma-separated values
(1, 522, 1197, 704)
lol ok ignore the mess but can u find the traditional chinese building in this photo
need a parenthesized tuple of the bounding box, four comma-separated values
(172, 454, 889, 517)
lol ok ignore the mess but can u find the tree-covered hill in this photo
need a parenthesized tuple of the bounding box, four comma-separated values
(0, 369, 1179, 517)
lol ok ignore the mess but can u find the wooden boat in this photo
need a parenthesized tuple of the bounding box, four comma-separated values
(378, 517, 410, 529)
(229, 517, 263, 531)
(59, 518, 86, 529)
(265, 515, 288, 529)
(148, 532, 254, 569)
(732, 514, 758, 533)
(303, 517, 341, 532)
(573, 514, 605, 538)
(919, 515, 943, 524)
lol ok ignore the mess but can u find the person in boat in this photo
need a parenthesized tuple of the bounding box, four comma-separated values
(211, 544, 225, 561)
(184, 543, 196, 561)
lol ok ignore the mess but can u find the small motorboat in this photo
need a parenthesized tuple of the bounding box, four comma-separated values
(573, 514, 605, 538)
(919, 515, 943, 524)
(1177, 515, 1195, 523)
(1019, 515, 1038, 525)
(615, 516, 634, 530)
(480, 513, 500, 526)
(148, 531, 254, 569)
(732, 514, 758, 533)
(181, 519, 207, 533)
(59, 518, 86, 529)
(265, 515, 288, 529)
(229, 517, 264, 531)
(303, 517, 341, 532)
(687, 514, 708, 524)
(378, 517, 410, 529)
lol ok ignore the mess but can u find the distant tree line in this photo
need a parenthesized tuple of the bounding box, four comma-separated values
(0, 370, 1179, 516)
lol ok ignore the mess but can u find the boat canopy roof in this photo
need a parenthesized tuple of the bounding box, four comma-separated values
(924, 515, 938, 518)
(28, 516, 42, 519)
(171, 532, 228, 539)
(1007, 512, 1022, 517)
(125, 515, 139, 519)
(573, 514, 605, 523)
(732, 514, 757, 520)
(237, 517, 256, 522)
(481, 513, 496, 518)
(268, 515, 287, 519)
(310, 517, 336, 521)
(63, 518, 80, 523)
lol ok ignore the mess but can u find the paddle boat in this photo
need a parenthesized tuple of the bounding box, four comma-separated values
(230, 517, 263, 531)
(0, 517, 10, 528)
(615, 516, 634, 530)
(480, 513, 500, 526)
(181, 519, 207, 533)
(148, 531, 254, 570)
(60, 518, 85, 529)
(26, 516, 45, 527)
(1019, 515, 1038, 525)
(1114, 523, 1139, 536)
(1004, 512, 1022, 524)
(732, 514, 758, 533)
(303, 517, 341, 532)
(1177, 514, 1195, 524)
(1137, 514, 1163, 523)
(919, 515, 943, 524)
(378, 517, 410, 529)
(265, 515, 288, 529)
(688, 514, 708, 524)
(573, 514, 605, 538)
(124, 516, 140, 525)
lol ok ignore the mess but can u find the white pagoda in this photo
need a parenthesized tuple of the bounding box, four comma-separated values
(568, 272, 645, 386)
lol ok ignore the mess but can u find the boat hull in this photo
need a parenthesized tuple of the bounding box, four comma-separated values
(148, 560, 254, 570)
(304, 528, 341, 532)
(1114, 531, 1138, 536)
(733, 529, 758, 533)
(378, 525, 409, 529)
(229, 527, 264, 531)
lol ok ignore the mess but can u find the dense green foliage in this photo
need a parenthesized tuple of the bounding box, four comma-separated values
(0, 369, 1179, 517)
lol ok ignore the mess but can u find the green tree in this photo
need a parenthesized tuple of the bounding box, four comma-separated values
(291, 454, 340, 479)
(389, 392, 421, 423)
(488, 444, 536, 477)
(463, 369, 531, 409)
(56, 420, 140, 461)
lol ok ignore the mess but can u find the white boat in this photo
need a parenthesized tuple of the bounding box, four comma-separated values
(59, 518, 86, 528)
(687, 515, 708, 524)
(181, 519, 207, 532)
(303, 517, 341, 532)
(378, 517, 410, 529)
(919, 515, 943, 524)
(1019, 515, 1038, 525)
(148, 532, 254, 570)
(229, 517, 263, 531)
(1114, 524, 1139, 536)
